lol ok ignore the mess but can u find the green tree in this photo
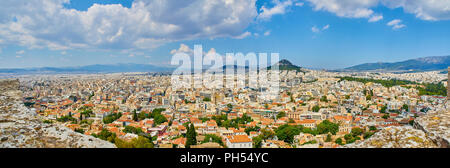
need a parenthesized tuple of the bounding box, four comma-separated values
(380, 105, 387, 113)
(276, 111, 286, 119)
(260, 128, 275, 140)
(185, 124, 197, 148)
(401, 104, 409, 112)
(351, 127, 363, 137)
(154, 114, 168, 125)
(75, 128, 85, 134)
(92, 129, 116, 143)
(317, 120, 339, 135)
(227, 103, 233, 109)
(312, 105, 321, 112)
(325, 134, 332, 142)
(252, 136, 263, 148)
(202, 134, 224, 146)
(138, 112, 147, 121)
(320, 95, 328, 102)
(132, 110, 138, 121)
(103, 112, 122, 124)
(244, 126, 260, 135)
(123, 126, 143, 134)
(335, 138, 343, 145)
(275, 124, 302, 143)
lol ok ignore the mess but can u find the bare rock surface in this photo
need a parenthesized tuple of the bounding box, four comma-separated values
(344, 126, 437, 148)
(413, 104, 449, 148)
(346, 103, 449, 148)
(0, 79, 115, 148)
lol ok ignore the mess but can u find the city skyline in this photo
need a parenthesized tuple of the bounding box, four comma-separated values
(0, 0, 450, 69)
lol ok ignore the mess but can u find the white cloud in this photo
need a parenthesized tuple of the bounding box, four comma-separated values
(16, 50, 25, 54)
(61, 51, 67, 55)
(392, 24, 406, 30)
(170, 43, 193, 55)
(233, 31, 252, 39)
(387, 19, 406, 30)
(0, 0, 258, 50)
(381, 0, 450, 21)
(264, 30, 271, 36)
(306, 0, 378, 19)
(295, 2, 304, 7)
(311, 26, 320, 33)
(305, 0, 450, 21)
(387, 19, 401, 26)
(368, 14, 383, 22)
(15, 55, 22, 58)
(312, 24, 330, 33)
(257, 0, 294, 20)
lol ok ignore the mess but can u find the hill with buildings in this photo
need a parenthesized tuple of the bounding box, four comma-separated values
(267, 59, 304, 72)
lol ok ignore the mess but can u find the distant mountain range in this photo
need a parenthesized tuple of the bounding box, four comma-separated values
(343, 56, 450, 72)
(0, 59, 306, 75)
(0, 63, 174, 75)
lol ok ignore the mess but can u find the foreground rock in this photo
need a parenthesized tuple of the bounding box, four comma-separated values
(345, 126, 437, 148)
(0, 79, 115, 148)
(345, 103, 449, 148)
(413, 104, 449, 148)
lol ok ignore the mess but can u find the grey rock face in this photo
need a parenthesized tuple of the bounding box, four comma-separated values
(413, 104, 450, 148)
(0, 79, 115, 148)
(344, 126, 437, 148)
(345, 104, 449, 148)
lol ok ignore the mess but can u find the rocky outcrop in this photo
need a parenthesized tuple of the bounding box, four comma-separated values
(0, 79, 115, 148)
(345, 103, 449, 148)
(413, 104, 449, 148)
(344, 126, 437, 148)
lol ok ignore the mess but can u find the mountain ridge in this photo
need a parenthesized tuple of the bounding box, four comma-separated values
(343, 55, 450, 72)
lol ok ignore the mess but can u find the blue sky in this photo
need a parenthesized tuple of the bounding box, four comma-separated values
(0, 0, 449, 69)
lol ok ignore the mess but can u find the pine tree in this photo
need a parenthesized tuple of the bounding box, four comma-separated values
(191, 124, 197, 144)
(185, 123, 197, 148)
(133, 110, 138, 121)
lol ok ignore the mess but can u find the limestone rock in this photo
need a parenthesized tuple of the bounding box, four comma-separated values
(413, 104, 449, 148)
(344, 126, 437, 148)
(0, 79, 115, 148)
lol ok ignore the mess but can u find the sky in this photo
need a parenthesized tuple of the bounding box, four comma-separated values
(0, 0, 449, 69)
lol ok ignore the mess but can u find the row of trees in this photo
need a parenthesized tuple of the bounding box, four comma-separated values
(275, 120, 339, 143)
(103, 112, 122, 124)
(132, 108, 168, 125)
(92, 129, 154, 148)
(252, 128, 275, 148)
(341, 76, 447, 96)
(209, 113, 253, 129)
(202, 134, 224, 147)
(340, 77, 415, 88)
(342, 127, 374, 144)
